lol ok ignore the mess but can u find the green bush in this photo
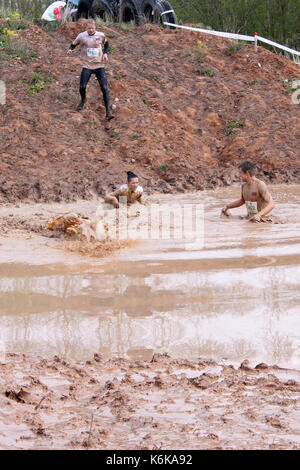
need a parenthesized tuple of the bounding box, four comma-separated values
(226, 40, 246, 56)
(226, 121, 244, 135)
(0, 9, 35, 63)
(159, 163, 170, 171)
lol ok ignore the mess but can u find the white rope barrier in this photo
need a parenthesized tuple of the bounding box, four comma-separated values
(256, 35, 300, 57)
(163, 22, 300, 60)
(163, 22, 254, 42)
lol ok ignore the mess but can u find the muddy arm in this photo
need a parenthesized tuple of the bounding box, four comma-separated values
(136, 194, 145, 205)
(221, 198, 245, 215)
(259, 196, 275, 216)
(258, 183, 275, 217)
(104, 189, 122, 208)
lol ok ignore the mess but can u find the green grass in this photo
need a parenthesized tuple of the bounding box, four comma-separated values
(283, 78, 300, 94)
(226, 40, 246, 56)
(27, 81, 45, 95)
(159, 163, 170, 171)
(0, 9, 35, 64)
(245, 78, 260, 85)
(226, 121, 244, 135)
(88, 120, 98, 130)
(130, 132, 141, 140)
(27, 71, 53, 96)
(201, 68, 215, 77)
(0, 34, 35, 63)
(120, 21, 137, 33)
(145, 74, 160, 82)
(176, 50, 192, 58)
(0, 9, 28, 30)
(194, 67, 215, 77)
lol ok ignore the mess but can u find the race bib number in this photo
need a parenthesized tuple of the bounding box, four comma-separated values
(245, 200, 258, 214)
(87, 48, 99, 57)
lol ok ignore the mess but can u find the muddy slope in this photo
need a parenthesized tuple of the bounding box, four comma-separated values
(0, 20, 299, 203)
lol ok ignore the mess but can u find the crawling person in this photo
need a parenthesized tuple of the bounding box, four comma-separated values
(221, 160, 275, 222)
(105, 171, 144, 208)
(67, 19, 114, 119)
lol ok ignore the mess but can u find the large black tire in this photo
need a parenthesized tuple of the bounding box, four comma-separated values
(140, 0, 177, 26)
(93, 0, 115, 21)
(118, 0, 141, 25)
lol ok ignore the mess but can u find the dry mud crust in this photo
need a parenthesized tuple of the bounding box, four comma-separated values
(0, 21, 299, 203)
(0, 353, 299, 449)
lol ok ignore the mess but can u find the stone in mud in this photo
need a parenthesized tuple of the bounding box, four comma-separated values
(5, 388, 31, 403)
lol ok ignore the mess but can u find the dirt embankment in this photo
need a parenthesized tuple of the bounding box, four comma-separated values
(0, 20, 299, 203)
(1, 353, 299, 449)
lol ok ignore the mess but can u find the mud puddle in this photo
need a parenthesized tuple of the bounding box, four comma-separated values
(0, 185, 299, 368)
(0, 185, 300, 449)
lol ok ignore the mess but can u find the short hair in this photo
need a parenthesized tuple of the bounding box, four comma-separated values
(239, 160, 256, 175)
(86, 19, 95, 25)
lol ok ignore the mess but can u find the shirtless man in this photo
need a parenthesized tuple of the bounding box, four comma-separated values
(67, 19, 114, 119)
(105, 171, 144, 208)
(221, 160, 275, 222)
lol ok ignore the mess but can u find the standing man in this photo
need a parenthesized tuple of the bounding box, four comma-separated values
(221, 160, 275, 222)
(67, 19, 114, 120)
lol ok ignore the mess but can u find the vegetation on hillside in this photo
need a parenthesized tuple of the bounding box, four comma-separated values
(172, 0, 300, 51)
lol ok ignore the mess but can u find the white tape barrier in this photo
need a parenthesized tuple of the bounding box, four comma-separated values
(163, 22, 254, 42)
(256, 35, 300, 57)
(161, 10, 175, 15)
(163, 22, 300, 59)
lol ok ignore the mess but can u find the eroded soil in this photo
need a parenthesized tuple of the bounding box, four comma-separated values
(0, 20, 299, 203)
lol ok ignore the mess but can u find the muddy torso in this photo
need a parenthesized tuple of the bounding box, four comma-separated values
(115, 184, 143, 204)
(73, 31, 106, 69)
(241, 177, 271, 216)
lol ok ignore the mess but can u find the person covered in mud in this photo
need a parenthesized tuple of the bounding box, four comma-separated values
(67, 19, 114, 120)
(221, 160, 275, 222)
(104, 171, 144, 208)
(75, 0, 95, 20)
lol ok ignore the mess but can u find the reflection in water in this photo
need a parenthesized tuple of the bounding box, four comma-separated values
(0, 186, 300, 366)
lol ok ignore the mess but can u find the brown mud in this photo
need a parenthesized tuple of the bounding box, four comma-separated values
(0, 188, 299, 449)
(0, 20, 299, 204)
(0, 353, 299, 449)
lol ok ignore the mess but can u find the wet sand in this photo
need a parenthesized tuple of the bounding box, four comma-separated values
(0, 185, 299, 448)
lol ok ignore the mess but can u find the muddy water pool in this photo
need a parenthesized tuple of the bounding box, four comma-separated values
(0, 185, 299, 367)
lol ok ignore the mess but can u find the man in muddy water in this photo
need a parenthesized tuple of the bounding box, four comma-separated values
(67, 19, 114, 119)
(221, 160, 275, 222)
